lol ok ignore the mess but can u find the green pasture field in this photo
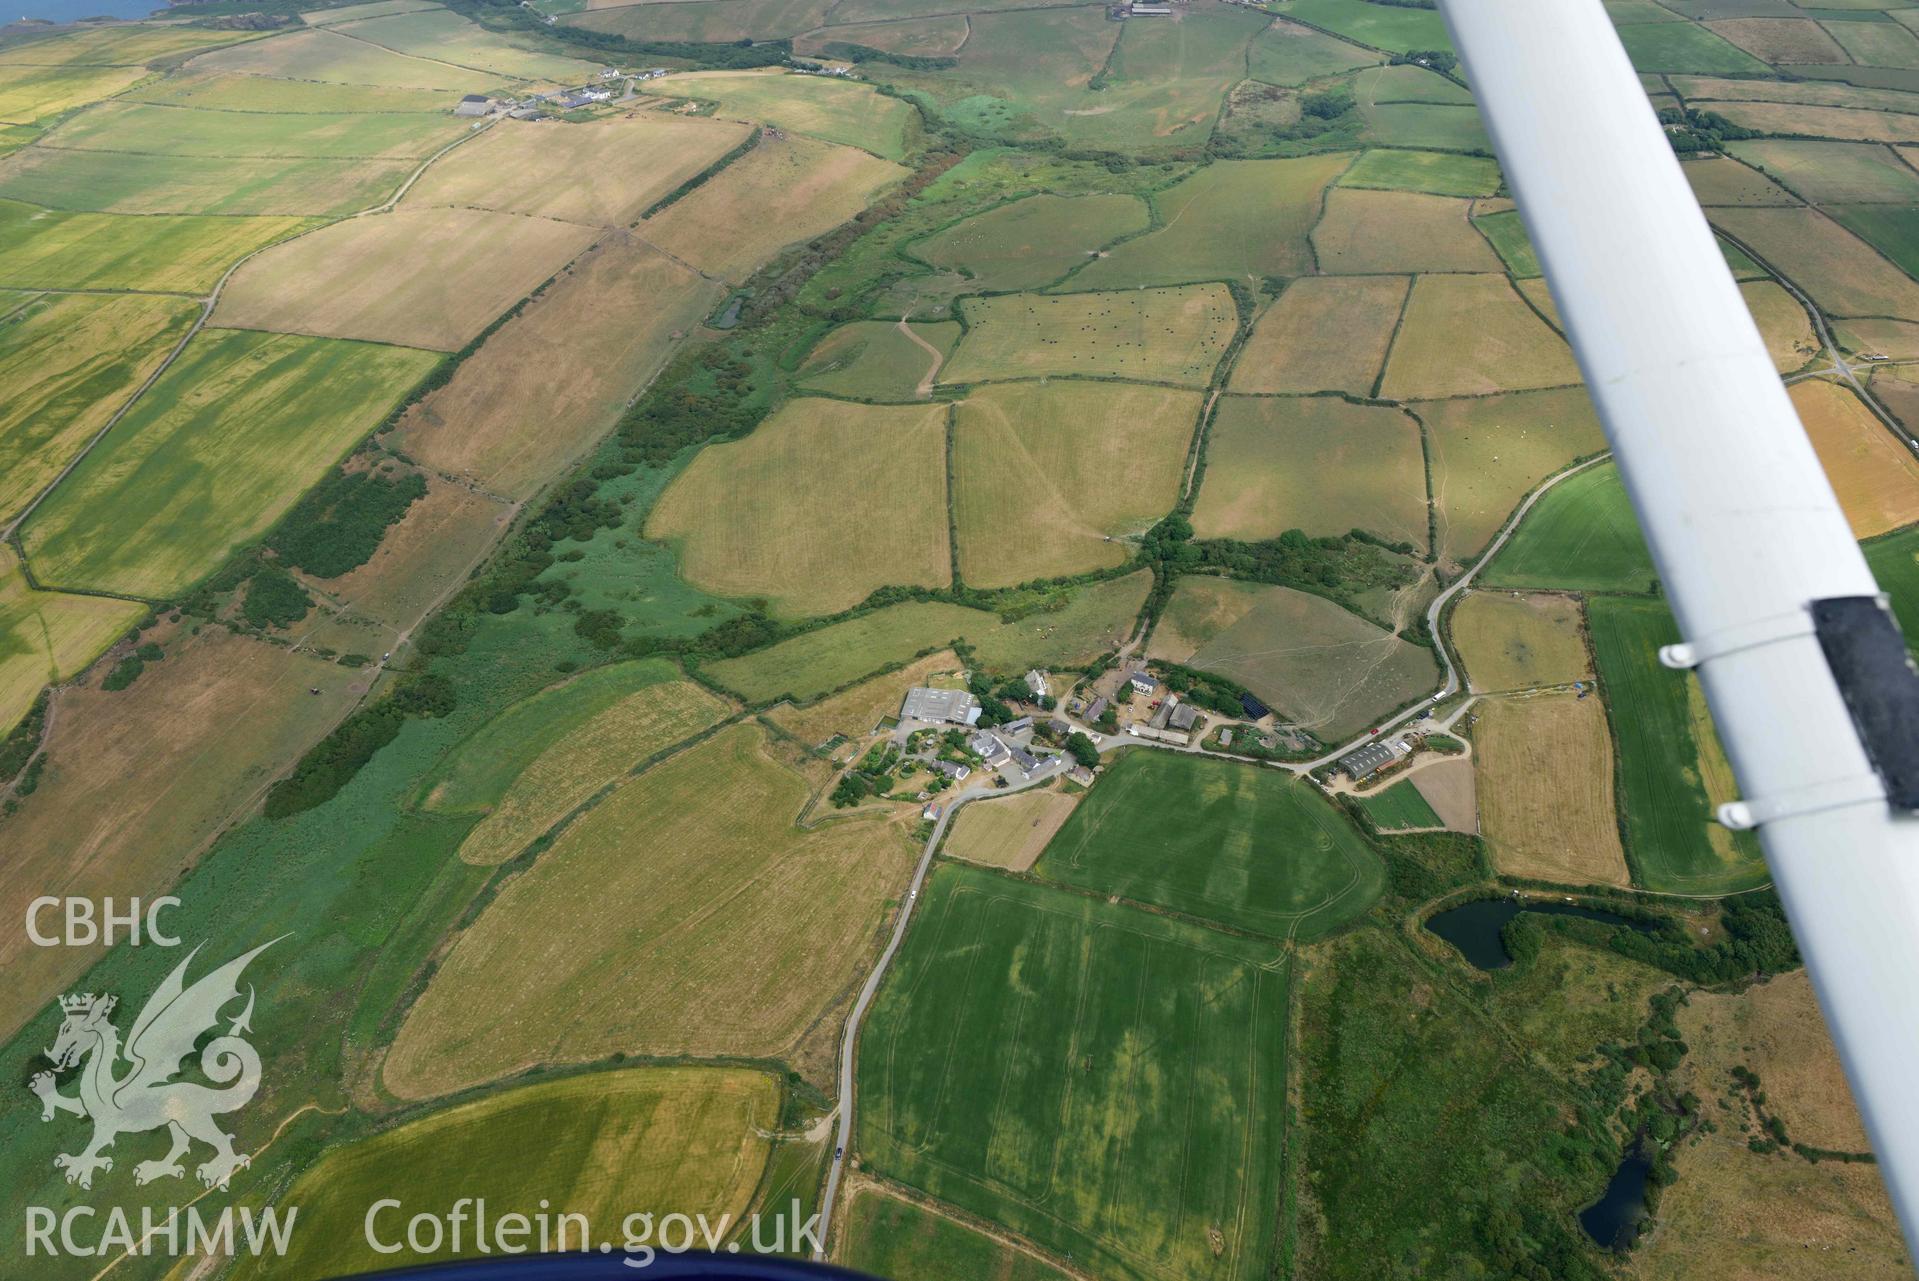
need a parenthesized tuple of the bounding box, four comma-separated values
(829, 0, 1053, 20)
(1339, 147, 1500, 197)
(332, 7, 599, 80)
(883, 6, 1121, 145)
(1587, 595, 1767, 894)
(1358, 101, 1490, 152)
(41, 101, 471, 158)
(1416, 386, 1609, 565)
(1607, 0, 1688, 20)
(1276, 0, 1452, 53)
(1617, 20, 1771, 73)
(1056, 3, 1268, 153)
(0, 148, 412, 216)
(841, 1187, 1072, 1281)
(231, 1068, 778, 1279)
(1682, 155, 1802, 206)
(0, 199, 313, 292)
(1727, 139, 1919, 204)
(1034, 749, 1386, 939)
(1354, 778, 1443, 831)
(1865, 524, 1919, 638)
(0, 291, 198, 525)
(22, 328, 437, 598)
(566, 0, 833, 42)
(1191, 395, 1428, 549)
(1149, 577, 1437, 741)
(0, 23, 260, 66)
(1828, 16, 1919, 67)
(1830, 203, 1919, 279)
(941, 285, 1237, 387)
(0, 62, 142, 127)
(125, 70, 462, 113)
(1249, 17, 1383, 85)
(1473, 207, 1542, 276)
(1481, 462, 1657, 593)
(798, 320, 959, 399)
(858, 862, 1292, 1281)
(912, 193, 1149, 291)
(1072, 153, 1349, 289)
(793, 16, 970, 59)
(183, 27, 503, 92)
(703, 573, 1152, 703)
(1711, 205, 1919, 318)
(646, 70, 914, 160)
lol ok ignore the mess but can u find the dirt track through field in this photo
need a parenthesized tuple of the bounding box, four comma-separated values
(897, 315, 945, 398)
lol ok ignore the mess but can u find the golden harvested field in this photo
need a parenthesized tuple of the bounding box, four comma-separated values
(646, 398, 951, 617)
(943, 787, 1082, 873)
(1416, 386, 1609, 564)
(1409, 757, 1476, 834)
(406, 113, 753, 226)
(184, 27, 498, 92)
(0, 545, 144, 737)
(1712, 206, 1919, 319)
(215, 207, 595, 351)
(1192, 395, 1427, 547)
(639, 133, 902, 283)
(1310, 188, 1502, 274)
(0, 291, 197, 525)
(767, 648, 962, 747)
(0, 62, 143, 126)
(1451, 590, 1590, 693)
(1703, 17, 1846, 64)
(1231, 274, 1407, 395)
(383, 722, 918, 1098)
(952, 381, 1201, 587)
(1743, 279, 1820, 374)
(1793, 378, 1919, 537)
(0, 625, 363, 1040)
(316, 475, 510, 633)
(1380, 274, 1580, 400)
(1472, 692, 1630, 888)
(1713, 100, 1919, 145)
(391, 233, 718, 497)
(458, 680, 731, 865)
(1635, 970, 1903, 1281)
(941, 285, 1237, 387)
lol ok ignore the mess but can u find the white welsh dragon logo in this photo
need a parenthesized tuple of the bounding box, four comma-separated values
(29, 939, 279, 1191)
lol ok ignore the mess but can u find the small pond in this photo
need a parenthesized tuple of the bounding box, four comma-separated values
(1580, 1150, 1653, 1250)
(1423, 897, 1652, 971)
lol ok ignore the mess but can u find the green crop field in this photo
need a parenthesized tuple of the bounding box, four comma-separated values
(1339, 147, 1501, 197)
(1033, 749, 1386, 939)
(0, 62, 143, 127)
(645, 70, 915, 160)
(1275, 0, 1452, 53)
(1072, 154, 1350, 289)
(1587, 595, 1767, 894)
(0, 291, 198, 524)
(0, 199, 312, 292)
(797, 319, 960, 399)
(1473, 208, 1543, 277)
(1354, 778, 1443, 831)
(941, 285, 1237, 386)
(231, 1068, 778, 1279)
(0, 545, 146, 737)
(21, 329, 436, 598)
(913, 192, 1148, 291)
(1830, 203, 1919, 280)
(1249, 18, 1383, 85)
(1618, 20, 1770, 73)
(859, 862, 1292, 1281)
(1867, 525, 1919, 639)
(39, 101, 471, 159)
(1483, 462, 1657, 593)
(0, 148, 412, 216)
(842, 1187, 1073, 1281)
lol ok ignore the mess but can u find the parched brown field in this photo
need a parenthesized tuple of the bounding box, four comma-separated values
(1703, 17, 1847, 65)
(1514, 276, 1562, 331)
(314, 474, 512, 633)
(1472, 692, 1630, 888)
(216, 207, 596, 351)
(940, 284, 1238, 387)
(0, 625, 364, 1041)
(391, 233, 719, 498)
(406, 113, 752, 226)
(767, 648, 962, 747)
(1712, 206, 1919, 320)
(383, 722, 918, 1099)
(1450, 590, 1591, 693)
(1309, 188, 1501, 274)
(639, 132, 903, 283)
(1635, 970, 1904, 1281)
(952, 381, 1201, 588)
(458, 679, 732, 865)
(1416, 386, 1609, 564)
(1839, 317, 1919, 361)
(1793, 378, 1919, 537)
(1379, 274, 1581, 400)
(1192, 395, 1427, 548)
(1409, 757, 1476, 834)
(1742, 279, 1820, 374)
(943, 786, 1081, 873)
(0, 545, 146, 736)
(1230, 274, 1408, 396)
(1710, 100, 1919, 146)
(647, 398, 950, 617)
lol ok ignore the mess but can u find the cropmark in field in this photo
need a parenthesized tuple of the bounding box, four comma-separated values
(1472, 691, 1631, 888)
(1230, 274, 1408, 396)
(941, 285, 1237, 387)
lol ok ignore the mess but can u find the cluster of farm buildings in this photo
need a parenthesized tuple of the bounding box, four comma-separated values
(452, 67, 668, 118)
